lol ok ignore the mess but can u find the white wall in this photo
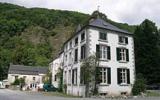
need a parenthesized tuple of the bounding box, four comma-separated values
(88, 27, 135, 95)
(51, 26, 135, 96)
(8, 74, 45, 85)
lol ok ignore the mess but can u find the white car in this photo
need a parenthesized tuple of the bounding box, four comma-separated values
(0, 81, 5, 89)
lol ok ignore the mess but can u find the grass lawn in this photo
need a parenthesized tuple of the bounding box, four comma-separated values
(146, 90, 160, 97)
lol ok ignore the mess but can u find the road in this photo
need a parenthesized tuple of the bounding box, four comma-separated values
(0, 89, 160, 100)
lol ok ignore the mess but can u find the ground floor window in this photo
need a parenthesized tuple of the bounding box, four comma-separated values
(72, 69, 77, 85)
(117, 68, 130, 85)
(99, 67, 111, 84)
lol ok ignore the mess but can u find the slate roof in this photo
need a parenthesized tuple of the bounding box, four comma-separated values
(88, 18, 131, 34)
(63, 18, 132, 46)
(8, 65, 48, 75)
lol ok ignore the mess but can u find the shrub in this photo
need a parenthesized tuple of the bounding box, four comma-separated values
(132, 74, 146, 95)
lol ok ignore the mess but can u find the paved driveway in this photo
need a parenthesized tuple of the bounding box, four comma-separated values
(0, 89, 160, 100)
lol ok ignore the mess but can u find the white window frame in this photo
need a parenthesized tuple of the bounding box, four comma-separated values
(120, 69, 127, 84)
(100, 67, 108, 84)
(119, 36, 126, 44)
(100, 45, 108, 60)
(119, 48, 127, 61)
(99, 32, 107, 41)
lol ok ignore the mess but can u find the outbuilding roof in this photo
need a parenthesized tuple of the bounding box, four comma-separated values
(8, 64, 48, 75)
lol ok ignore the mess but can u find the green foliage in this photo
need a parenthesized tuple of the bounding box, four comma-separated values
(80, 55, 100, 97)
(132, 74, 146, 95)
(12, 78, 25, 85)
(12, 78, 20, 85)
(134, 19, 160, 84)
(57, 68, 63, 92)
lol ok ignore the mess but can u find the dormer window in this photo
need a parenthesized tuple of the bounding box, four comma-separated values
(81, 32, 85, 42)
(99, 32, 107, 41)
(119, 36, 128, 44)
(70, 41, 72, 49)
(75, 37, 78, 46)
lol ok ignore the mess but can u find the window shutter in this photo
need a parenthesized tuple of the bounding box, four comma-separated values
(107, 46, 111, 60)
(84, 45, 86, 59)
(126, 49, 129, 61)
(96, 45, 100, 58)
(116, 48, 120, 61)
(81, 46, 83, 59)
(117, 68, 121, 84)
(107, 68, 111, 84)
(127, 69, 130, 84)
(72, 70, 74, 84)
(125, 37, 128, 44)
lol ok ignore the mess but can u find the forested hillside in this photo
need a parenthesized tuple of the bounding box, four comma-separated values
(1, 3, 159, 85)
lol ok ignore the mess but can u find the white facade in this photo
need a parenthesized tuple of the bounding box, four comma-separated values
(51, 18, 135, 96)
(50, 52, 64, 88)
(8, 74, 45, 85)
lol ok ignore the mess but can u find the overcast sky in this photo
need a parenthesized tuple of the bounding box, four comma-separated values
(0, 0, 160, 27)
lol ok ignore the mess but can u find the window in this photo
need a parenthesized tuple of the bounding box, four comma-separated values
(54, 75, 57, 81)
(15, 76, 18, 79)
(65, 54, 67, 62)
(64, 71, 67, 83)
(70, 41, 72, 49)
(117, 68, 130, 84)
(117, 48, 129, 62)
(33, 77, 35, 81)
(99, 32, 107, 40)
(99, 67, 111, 84)
(81, 44, 86, 60)
(119, 36, 128, 44)
(69, 52, 72, 64)
(74, 48, 78, 62)
(96, 45, 110, 60)
(72, 69, 77, 85)
(75, 37, 78, 46)
(81, 32, 85, 41)
(68, 70, 71, 84)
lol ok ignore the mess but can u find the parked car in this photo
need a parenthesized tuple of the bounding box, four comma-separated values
(43, 84, 57, 92)
(0, 81, 5, 89)
(146, 84, 160, 90)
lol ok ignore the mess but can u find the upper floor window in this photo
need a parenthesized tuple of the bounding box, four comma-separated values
(81, 32, 85, 42)
(117, 68, 130, 85)
(65, 54, 67, 62)
(70, 41, 72, 49)
(69, 52, 72, 64)
(75, 37, 78, 46)
(65, 44, 68, 51)
(117, 48, 129, 62)
(74, 48, 78, 63)
(99, 67, 111, 84)
(81, 44, 86, 60)
(119, 36, 128, 44)
(96, 45, 110, 60)
(99, 32, 107, 41)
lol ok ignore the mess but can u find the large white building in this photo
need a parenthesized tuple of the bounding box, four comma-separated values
(51, 17, 135, 96)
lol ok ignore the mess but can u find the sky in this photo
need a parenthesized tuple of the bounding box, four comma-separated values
(0, 0, 160, 27)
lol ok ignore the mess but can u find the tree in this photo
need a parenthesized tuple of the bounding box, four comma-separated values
(80, 55, 100, 97)
(57, 68, 63, 92)
(132, 74, 146, 95)
(134, 19, 160, 84)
